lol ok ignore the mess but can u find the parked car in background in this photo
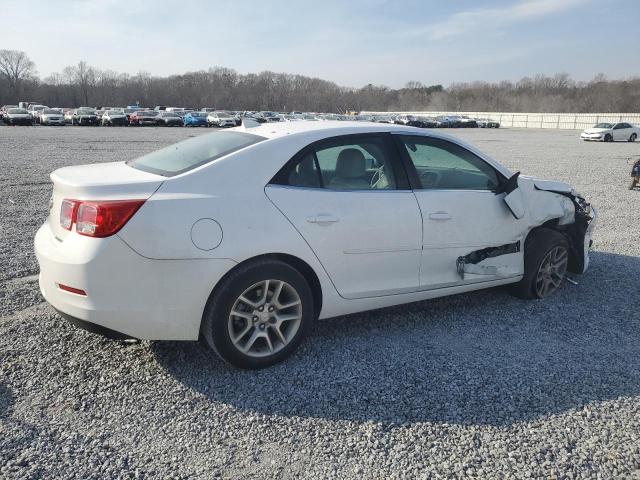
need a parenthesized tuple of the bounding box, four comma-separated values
(580, 122, 639, 142)
(395, 115, 437, 128)
(183, 111, 207, 127)
(34, 122, 596, 369)
(156, 111, 185, 127)
(71, 108, 99, 126)
(477, 118, 501, 128)
(3, 107, 33, 125)
(207, 111, 236, 127)
(122, 108, 139, 123)
(102, 109, 129, 126)
(27, 104, 47, 123)
(459, 116, 478, 128)
(154, 105, 167, 112)
(64, 109, 74, 124)
(40, 108, 65, 126)
(129, 110, 159, 126)
(94, 110, 106, 124)
(262, 111, 283, 122)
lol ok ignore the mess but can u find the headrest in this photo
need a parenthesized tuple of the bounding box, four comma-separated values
(335, 148, 366, 178)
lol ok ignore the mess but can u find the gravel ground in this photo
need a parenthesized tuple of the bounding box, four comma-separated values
(1, 125, 639, 479)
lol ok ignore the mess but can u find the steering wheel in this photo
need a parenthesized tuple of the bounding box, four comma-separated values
(370, 165, 389, 189)
(420, 170, 441, 188)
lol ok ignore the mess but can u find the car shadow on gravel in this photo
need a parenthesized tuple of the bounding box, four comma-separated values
(153, 251, 640, 427)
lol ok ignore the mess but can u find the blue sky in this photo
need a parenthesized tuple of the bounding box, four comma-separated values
(2, 0, 638, 87)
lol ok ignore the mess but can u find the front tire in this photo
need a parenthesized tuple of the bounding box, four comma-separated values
(201, 259, 314, 369)
(511, 228, 569, 299)
(604, 133, 613, 142)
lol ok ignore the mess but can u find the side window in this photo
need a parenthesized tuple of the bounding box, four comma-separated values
(286, 152, 321, 188)
(278, 136, 397, 190)
(399, 136, 500, 191)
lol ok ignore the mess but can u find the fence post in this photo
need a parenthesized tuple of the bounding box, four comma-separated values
(525, 114, 528, 128)
(573, 115, 577, 129)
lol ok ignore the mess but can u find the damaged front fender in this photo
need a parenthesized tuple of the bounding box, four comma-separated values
(456, 173, 596, 279)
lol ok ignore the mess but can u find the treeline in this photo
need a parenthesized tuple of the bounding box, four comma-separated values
(1, 49, 639, 113)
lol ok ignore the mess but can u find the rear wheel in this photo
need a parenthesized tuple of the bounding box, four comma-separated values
(511, 228, 569, 299)
(630, 179, 638, 190)
(201, 259, 314, 369)
(629, 133, 637, 142)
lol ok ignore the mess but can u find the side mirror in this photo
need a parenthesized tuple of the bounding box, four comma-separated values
(497, 172, 526, 219)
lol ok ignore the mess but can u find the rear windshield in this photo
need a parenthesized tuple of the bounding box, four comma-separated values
(8, 108, 27, 114)
(127, 130, 266, 176)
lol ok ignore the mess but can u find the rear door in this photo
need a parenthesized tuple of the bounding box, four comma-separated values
(266, 133, 423, 299)
(394, 134, 526, 289)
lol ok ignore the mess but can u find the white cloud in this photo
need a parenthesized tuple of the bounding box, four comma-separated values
(420, 0, 586, 40)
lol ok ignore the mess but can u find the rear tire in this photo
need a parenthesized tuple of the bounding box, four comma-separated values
(629, 133, 637, 142)
(630, 179, 638, 190)
(201, 259, 314, 369)
(510, 228, 569, 299)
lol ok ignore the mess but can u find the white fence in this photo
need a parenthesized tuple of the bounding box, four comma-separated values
(361, 111, 640, 130)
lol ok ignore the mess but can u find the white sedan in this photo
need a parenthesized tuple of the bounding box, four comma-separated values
(39, 108, 65, 126)
(580, 122, 639, 142)
(207, 112, 236, 128)
(35, 122, 597, 368)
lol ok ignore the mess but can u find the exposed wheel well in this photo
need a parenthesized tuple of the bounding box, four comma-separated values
(211, 253, 323, 319)
(525, 220, 583, 273)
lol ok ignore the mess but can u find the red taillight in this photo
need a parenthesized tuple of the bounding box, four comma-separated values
(59, 199, 145, 237)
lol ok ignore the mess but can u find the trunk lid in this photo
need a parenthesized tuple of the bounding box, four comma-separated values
(48, 161, 164, 240)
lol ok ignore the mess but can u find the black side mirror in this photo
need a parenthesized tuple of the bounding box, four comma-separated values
(494, 171, 520, 195)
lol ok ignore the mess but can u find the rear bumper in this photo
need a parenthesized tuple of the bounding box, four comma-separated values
(56, 309, 135, 340)
(35, 222, 236, 340)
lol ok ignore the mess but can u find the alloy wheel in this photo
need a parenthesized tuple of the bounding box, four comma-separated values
(534, 246, 568, 298)
(227, 279, 302, 358)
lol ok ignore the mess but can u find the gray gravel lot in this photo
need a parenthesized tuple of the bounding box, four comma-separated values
(1, 125, 639, 479)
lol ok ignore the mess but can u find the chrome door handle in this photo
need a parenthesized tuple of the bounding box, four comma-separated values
(429, 212, 452, 221)
(307, 214, 339, 224)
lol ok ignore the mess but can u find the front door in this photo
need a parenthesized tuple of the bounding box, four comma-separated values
(394, 134, 526, 289)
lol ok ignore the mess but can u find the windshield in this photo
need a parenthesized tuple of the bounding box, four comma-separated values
(127, 131, 266, 176)
(163, 112, 180, 117)
(594, 123, 612, 129)
(8, 108, 27, 114)
(43, 109, 60, 114)
(189, 112, 205, 118)
(109, 109, 124, 114)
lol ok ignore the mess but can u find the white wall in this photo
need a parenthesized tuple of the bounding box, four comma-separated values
(361, 111, 640, 130)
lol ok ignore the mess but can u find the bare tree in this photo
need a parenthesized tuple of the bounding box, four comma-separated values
(0, 49, 37, 98)
(1, 51, 639, 113)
